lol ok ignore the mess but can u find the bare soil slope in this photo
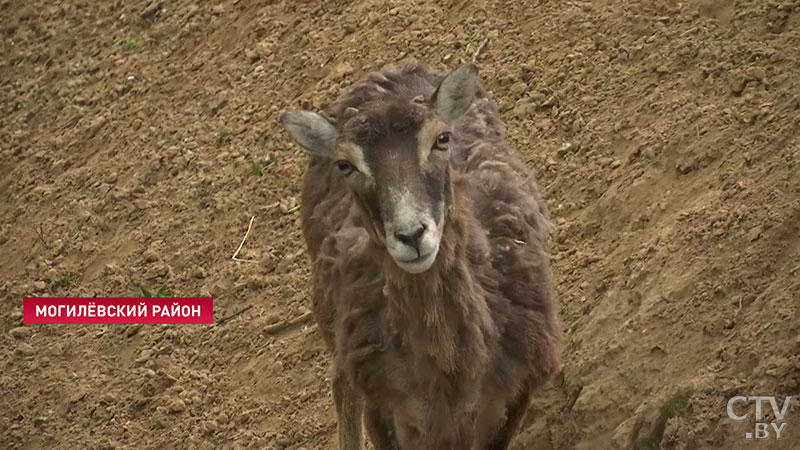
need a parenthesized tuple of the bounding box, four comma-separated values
(2, 0, 799, 449)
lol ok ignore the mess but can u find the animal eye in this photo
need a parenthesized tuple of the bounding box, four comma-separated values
(335, 159, 355, 174)
(434, 132, 451, 151)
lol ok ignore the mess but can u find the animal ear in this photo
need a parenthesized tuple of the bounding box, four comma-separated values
(280, 110, 338, 156)
(432, 63, 479, 122)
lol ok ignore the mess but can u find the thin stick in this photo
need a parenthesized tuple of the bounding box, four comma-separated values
(217, 305, 255, 325)
(232, 216, 257, 262)
(263, 311, 313, 336)
(472, 36, 490, 63)
(35, 224, 48, 248)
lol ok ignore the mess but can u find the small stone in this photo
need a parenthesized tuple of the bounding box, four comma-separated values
(16, 342, 35, 357)
(333, 62, 354, 78)
(654, 65, 670, 74)
(168, 399, 186, 414)
(246, 276, 264, 290)
(512, 100, 536, 120)
(201, 419, 219, 434)
(557, 142, 580, 158)
(68, 390, 88, 404)
(192, 267, 207, 279)
(32, 281, 47, 292)
(728, 72, 747, 96)
(746, 226, 763, 242)
(245, 49, 259, 63)
(135, 350, 152, 365)
(210, 97, 228, 115)
(509, 81, 527, 98)
(746, 67, 766, 84)
(142, 249, 159, 263)
(610, 159, 622, 169)
(9, 327, 31, 339)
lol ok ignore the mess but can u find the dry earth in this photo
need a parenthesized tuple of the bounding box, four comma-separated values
(2, 0, 800, 449)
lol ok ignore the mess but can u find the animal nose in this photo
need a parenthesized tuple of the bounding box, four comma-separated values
(394, 225, 427, 251)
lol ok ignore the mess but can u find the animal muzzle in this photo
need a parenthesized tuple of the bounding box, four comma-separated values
(385, 215, 441, 274)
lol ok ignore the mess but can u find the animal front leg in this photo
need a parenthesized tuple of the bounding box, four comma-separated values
(333, 368, 364, 450)
(479, 388, 532, 450)
(364, 406, 399, 450)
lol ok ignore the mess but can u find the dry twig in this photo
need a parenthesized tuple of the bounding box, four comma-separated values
(472, 36, 490, 63)
(232, 215, 257, 263)
(217, 305, 255, 325)
(263, 311, 313, 336)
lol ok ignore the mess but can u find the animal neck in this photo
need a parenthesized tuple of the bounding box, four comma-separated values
(381, 187, 496, 378)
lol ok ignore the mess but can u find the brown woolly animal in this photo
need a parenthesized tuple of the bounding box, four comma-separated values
(280, 62, 561, 450)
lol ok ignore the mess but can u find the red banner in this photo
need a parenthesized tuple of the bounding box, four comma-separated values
(23, 298, 214, 324)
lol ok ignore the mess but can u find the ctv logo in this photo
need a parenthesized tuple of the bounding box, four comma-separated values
(727, 396, 792, 440)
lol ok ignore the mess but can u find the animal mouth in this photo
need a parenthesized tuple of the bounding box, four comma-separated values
(397, 252, 432, 264)
(393, 250, 438, 274)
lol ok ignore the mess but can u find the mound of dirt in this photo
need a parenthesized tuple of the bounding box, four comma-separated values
(1, 0, 798, 449)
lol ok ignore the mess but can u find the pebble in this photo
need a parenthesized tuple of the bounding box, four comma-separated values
(557, 142, 580, 158)
(32, 281, 47, 292)
(746, 225, 763, 242)
(245, 49, 259, 63)
(201, 419, 219, 434)
(142, 249, 160, 263)
(168, 398, 186, 414)
(246, 276, 265, 290)
(512, 101, 536, 120)
(16, 342, 35, 357)
(9, 327, 31, 339)
(509, 81, 527, 98)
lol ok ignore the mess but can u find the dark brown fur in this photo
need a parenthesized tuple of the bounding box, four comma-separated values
(298, 63, 561, 450)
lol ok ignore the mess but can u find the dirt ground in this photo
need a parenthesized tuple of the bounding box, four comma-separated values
(1, 0, 799, 449)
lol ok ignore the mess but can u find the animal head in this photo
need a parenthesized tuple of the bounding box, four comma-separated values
(281, 63, 480, 274)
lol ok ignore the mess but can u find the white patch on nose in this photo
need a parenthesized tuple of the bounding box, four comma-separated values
(385, 188, 442, 274)
(390, 189, 421, 232)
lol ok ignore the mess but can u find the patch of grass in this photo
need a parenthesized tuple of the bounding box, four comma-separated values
(124, 36, 156, 51)
(632, 390, 691, 450)
(250, 162, 263, 176)
(53, 276, 72, 288)
(33, 415, 47, 426)
(139, 285, 172, 298)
